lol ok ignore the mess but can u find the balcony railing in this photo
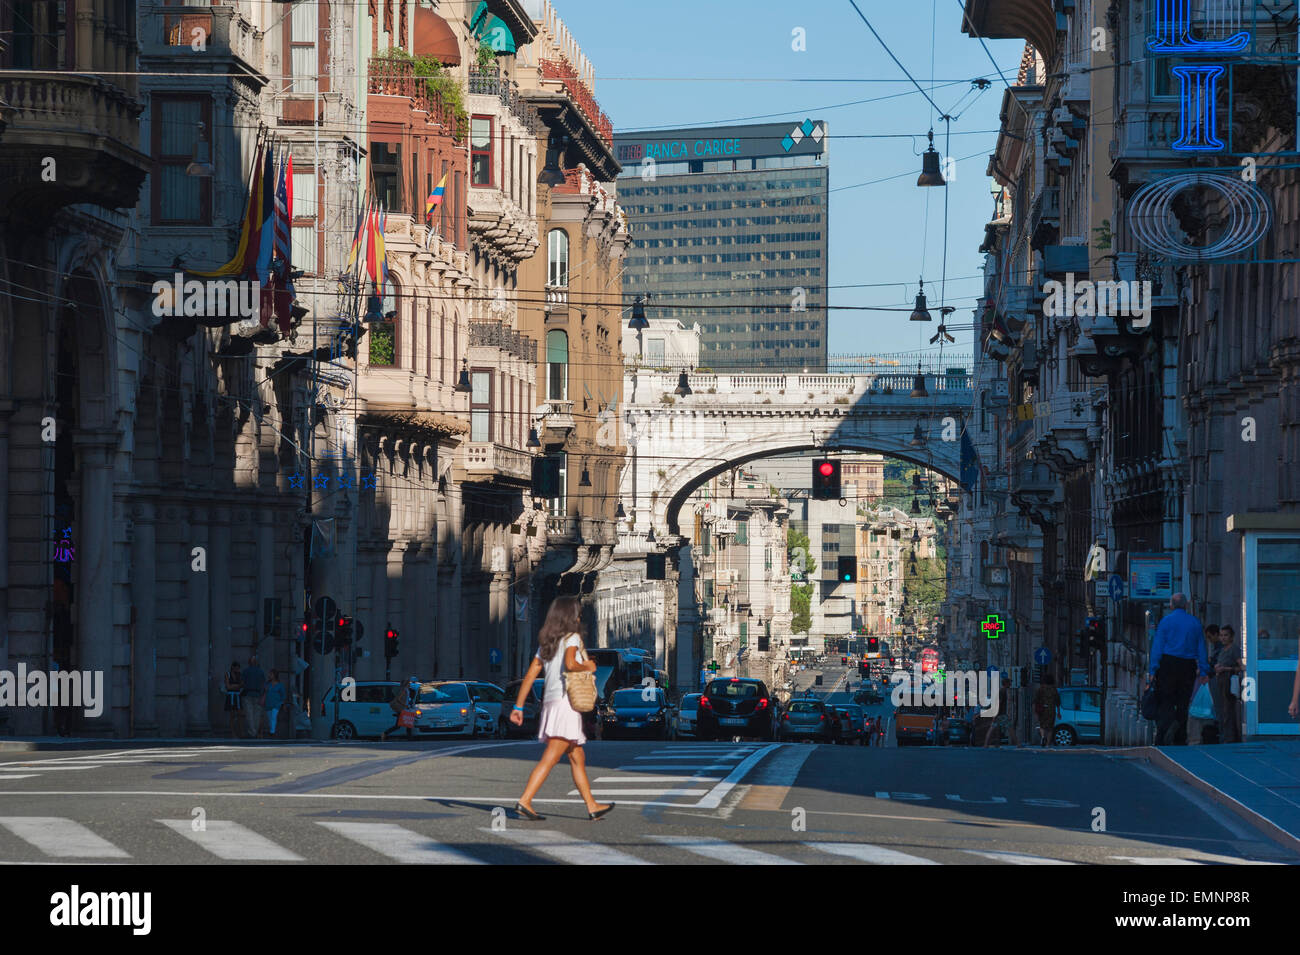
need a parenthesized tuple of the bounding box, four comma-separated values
(367, 56, 464, 139)
(468, 68, 542, 132)
(539, 399, 574, 435)
(464, 442, 532, 482)
(544, 286, 568, 313)
(539, 58, 613, 144)
(149, 4, 261, 68)
(469, 321, 536, 362)
(1033, 390, 1091, 445)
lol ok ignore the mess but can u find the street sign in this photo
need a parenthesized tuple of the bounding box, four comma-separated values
(488, 648, 501, 665)
(1108, 573, 1126, 603)
(1129, 553, 1174, 601)
(1033, 646, 1052, 666)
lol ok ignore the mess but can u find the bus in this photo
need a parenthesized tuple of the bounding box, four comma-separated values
(920, 647, 940, 674)
(587, 648, 655, 702)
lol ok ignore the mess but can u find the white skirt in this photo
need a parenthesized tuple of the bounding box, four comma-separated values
(537, 698, 586, 745)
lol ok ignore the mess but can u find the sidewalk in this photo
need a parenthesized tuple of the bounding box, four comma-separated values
(1145, 739, 1300, 853)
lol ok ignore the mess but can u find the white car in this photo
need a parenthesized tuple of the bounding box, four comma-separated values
(475, 706, 495, 736)
(415, 682, 478, 737)
(323, 681, 428, 740)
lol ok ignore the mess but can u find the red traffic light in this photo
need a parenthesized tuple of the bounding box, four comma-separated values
(386, 629, 395, 640)
(338, 617, 346, 627)
(818, 461, 835, 477)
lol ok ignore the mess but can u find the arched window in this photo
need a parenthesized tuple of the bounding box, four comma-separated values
(547, 229, 569, 287)
(546, 329, 568, 401)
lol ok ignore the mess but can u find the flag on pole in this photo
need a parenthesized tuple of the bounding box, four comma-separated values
(425, 172, 448, 223)
(192, 141, 264, 277)
(273, 149, 292, 267)
(345, 194, 369, 279)
(254, 144, 276, 283)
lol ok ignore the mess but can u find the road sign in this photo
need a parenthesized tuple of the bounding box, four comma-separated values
(488, 648, 502, 665)
(1033, 646, 1052, 666)
(1129, 553, 1174, 601)
(1108, 573, 1126, 603)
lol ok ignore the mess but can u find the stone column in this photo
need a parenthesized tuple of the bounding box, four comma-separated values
(208, 505, 233, 733)
(257, 506, 276, 671)
(370, 546, 389, 679)
(186, 505, 211, 733)
(0, 399, 13, 675)
(130, 499, 158, 736)
(74, 431, 117, 734)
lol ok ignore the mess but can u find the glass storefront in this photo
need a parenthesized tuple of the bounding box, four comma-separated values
(1244, 534, 1300, 735)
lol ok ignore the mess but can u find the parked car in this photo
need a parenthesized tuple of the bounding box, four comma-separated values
(474, 706, 495, 736)
(670, 693, 702, 740)
(779, 698, 833, 742)
(1054, 687, 1103, 745)
(413, 681, 478, 737)
(500, 678, 545, 738)
(835, 703, 869, 745)
(695, 678, 776, 741)
(602, 687, 670, 740)
(465, 681, 507, 732)
(322, 681, 408, 740)
(895, 705, 939, 746)
(936, 713, 973, 746)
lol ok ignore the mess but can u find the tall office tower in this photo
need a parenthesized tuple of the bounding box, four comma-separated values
(615, 120, 829, 370)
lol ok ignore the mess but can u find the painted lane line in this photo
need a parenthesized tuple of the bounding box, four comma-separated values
(647, 834, 802, 865)
(806, 842, 940, 865)
(0, 766, 101, 772)
(620, 764, 734, 772)
(695, 743, 782, 810)
(592, 776, 715, 783)
(0, 816, 129, 858)
(1111, 856, 1202, 865)
(318, 822, 483, 864)
(963, 849, 1076, 865)
(569, 789, 712, 797)
(0, 775, 39, 780)
(484, 827, 652, 865)
(159, 819, 303, 861)
(632, 754, 745, 761)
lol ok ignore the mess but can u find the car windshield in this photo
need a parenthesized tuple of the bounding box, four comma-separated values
(612, 689, 656, 705)
(680, 695, 701, 708)
(789, 701, 822, 713)
(708, 681, 759, 699)
(421, 683, 470, 703)
(841, 705, 863, 716)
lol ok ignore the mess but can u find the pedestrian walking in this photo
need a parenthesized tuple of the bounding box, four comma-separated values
(381, 677, 419, 741)
(263, 670, 286, 739)
(1033, 675, 1061, 746)
(223, 661, 243, 738)
(509, 595, 614, 822)
(242, 653, 267, 739)
(1215, 625, 1243, 743)
(1146, 593, 1210, 746)
(1203, 624, 1223, 744)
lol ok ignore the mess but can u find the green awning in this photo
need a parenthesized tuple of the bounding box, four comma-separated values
(470, 2, 516, 54)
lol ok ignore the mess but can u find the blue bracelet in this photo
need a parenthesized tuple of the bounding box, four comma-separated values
(512, 705, 523, 712)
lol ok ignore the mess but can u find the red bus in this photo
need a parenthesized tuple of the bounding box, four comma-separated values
(920, 648, 939, 674)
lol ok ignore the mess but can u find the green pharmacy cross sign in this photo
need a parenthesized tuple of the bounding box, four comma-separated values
(981, 614, 1006, 640)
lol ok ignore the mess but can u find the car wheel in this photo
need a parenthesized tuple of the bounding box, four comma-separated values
(330, 720, 356, 740)
(1053, 725, 1077, 747)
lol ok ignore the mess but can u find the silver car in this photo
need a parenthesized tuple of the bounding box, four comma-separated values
(414, 682, 477, 737)
(670, 693, 702, 739)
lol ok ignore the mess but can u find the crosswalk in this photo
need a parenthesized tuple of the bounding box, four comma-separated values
(0, 815, 1275, 865)
(0, 747, 245, 783)
(559, 743, 770, 807)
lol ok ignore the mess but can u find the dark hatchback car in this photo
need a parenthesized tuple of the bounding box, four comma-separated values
(834, 704, 869, 745)
(937, 713, 973, 746)
(602, 687, 669, 740)
(779, 698, 833, 742)
(695, 678, 776, 741)
(500, 678, 545, 738)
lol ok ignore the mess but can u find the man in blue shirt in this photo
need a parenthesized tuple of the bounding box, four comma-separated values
(1146, 593, 1210, 745)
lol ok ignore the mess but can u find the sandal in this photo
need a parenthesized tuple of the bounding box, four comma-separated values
(514, 802, 545, 821)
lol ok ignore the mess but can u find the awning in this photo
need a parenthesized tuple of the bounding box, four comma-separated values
(414, 8, 460, 66)
(470, 1, 516, 54)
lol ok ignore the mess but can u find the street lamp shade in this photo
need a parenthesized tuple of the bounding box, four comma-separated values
(909, 280, 932, 322)
(917, 130, 946, 187)
(526, 427, 540, 448)
(455, 357, 472, 393)
(909, 422, 927, 447)
(629, 295, 650, 331)
(675, 371, 693, 397)
(909, 362, 929, 398)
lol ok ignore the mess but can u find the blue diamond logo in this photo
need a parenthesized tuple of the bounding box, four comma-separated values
(781, 134, 795, 152)
(801, 118, 815, 136)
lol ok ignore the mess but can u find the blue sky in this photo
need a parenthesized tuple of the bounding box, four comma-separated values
(547, 0, 1025, 363)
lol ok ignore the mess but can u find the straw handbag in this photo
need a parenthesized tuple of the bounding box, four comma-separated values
(565, 639, 597, 712)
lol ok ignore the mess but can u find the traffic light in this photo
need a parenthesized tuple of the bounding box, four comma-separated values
(384, 626, 399, 659)
(1085, 616, 1106, 651)
(300, 611, 311, 642)
(312, 596, 337, 654)
(837, 555, 857, 583)
(335, 615, 353, 649)
(812, 458, 841, 500)
(867, 637, 879, 655)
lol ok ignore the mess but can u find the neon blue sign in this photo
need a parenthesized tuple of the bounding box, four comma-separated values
(1147, 0, 1249, 152)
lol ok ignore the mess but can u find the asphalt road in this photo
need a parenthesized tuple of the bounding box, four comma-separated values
(0, 667, 1290, 865)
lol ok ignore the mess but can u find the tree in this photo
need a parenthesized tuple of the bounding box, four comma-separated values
(787, 528, 816, 635)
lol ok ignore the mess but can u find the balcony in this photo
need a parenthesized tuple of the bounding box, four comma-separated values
(467, 187, 538, 264)
(544, 286, 568, 315)
(1029, 186, 1060, 251)
(367, 55, 464, 139)
(463, 442, 533, 484)
(537, 400, 574, 439)
(0, 74, 148, 214)
(470, 321, 536, 362)
(142, 5, 265, 86)
(468, 68, 542, 133)
(1032, 390, 1092, 469)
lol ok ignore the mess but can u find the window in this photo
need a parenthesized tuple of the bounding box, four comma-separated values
(8, 0, 71, 69)
(368, 287, 398, 366)
(287, 0, 318, 93)
(471, 116, 493, 186)
(546, 330, 568, 401)
(471, 370, 491, 442)
(291, 167, 316, 273)
(547, 229, 569, 286)
(548, 452, 567, 516)
(371, 141, 402, 212)
(152, 96, 211, 225)
(645, 338, 665, 364)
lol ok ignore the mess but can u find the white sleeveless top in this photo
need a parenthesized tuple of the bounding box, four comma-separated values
(538, 633, 582, 704)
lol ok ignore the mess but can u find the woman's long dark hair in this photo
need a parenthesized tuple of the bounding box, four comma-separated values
(538, 596, 583, 662)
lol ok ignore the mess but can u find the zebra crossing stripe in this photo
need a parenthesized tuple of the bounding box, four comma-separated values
(159, 819, 302, 861)
(1111, 856, 1202, 865)
(0, 816, 129, 858)
(647, 834, 802, 865)
(963, 849, 1077, 865)
(318, 822, 483, 864)
(484, 827, 653, 865)
(805, 842, 940, 865)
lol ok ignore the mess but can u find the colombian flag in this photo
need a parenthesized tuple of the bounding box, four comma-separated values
(425, 173, 448, 223)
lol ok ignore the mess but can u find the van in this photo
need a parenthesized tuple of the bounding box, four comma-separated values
(322, 681, 405, 740)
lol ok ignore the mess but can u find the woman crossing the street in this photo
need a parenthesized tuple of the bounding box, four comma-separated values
(510, 596, 614, 822)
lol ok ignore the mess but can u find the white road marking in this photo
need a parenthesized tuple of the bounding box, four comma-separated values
(632, 754, 745, 761)
(1111, 856, 1202, 865)
(569, 789, 711, 797)
(619, 764, 734, 772)
(159, 819, 303, 861)
(592, 776, 714, 783)
(963, 849, 1076, 865)
(0, 816, 129, 858)
(647, 834, 802, 865)
(806, 842, 941, 864)
(0, 765, 101, 771)
(319, 822, 483, 864)
(485, 827, 652, 865)
(0, 775, 39, 780)
(696, 743, 782, 810)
